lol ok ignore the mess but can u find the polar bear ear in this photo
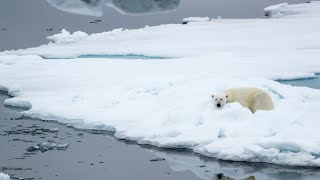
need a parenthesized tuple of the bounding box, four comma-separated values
(211, 95, 214, 98)
(225, 95, 228, 98)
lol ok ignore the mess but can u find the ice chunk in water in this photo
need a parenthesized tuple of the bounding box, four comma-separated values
(27, 140, 69, 153)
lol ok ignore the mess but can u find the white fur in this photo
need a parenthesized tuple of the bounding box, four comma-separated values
(212, 87, 274, 113)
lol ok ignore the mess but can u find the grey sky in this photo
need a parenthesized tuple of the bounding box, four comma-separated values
(0, 0, 312, 51)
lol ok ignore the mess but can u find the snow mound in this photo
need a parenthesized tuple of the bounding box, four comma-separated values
(182, 17, 210, 24)
(47, 29, 88, 44)
(0, 173, 10, 180)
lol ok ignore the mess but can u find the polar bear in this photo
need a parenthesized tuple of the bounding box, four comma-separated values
(211, 87, 274, 113)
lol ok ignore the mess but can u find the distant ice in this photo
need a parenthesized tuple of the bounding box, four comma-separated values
(264, 3, 289, 18)
(47, 29, 89, 44)
(46, 0, 181, 16)
(182, 17, 210, 24)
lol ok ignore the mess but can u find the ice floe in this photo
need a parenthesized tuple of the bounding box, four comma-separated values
(1, 2, 320, 167)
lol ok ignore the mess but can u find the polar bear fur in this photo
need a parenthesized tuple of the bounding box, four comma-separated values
(211, 87, 274, 113)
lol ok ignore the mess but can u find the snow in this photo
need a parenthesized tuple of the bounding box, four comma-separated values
(1, 2, 320, 167)
(0, 173, 10, 180)
(182, 17, 210, 24)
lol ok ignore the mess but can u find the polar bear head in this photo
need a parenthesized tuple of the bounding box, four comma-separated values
(211, 93, 228, 108)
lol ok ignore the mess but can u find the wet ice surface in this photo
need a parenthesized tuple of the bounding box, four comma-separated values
(2, 93, 320, 180)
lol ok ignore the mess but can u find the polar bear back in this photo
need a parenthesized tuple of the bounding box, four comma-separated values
(225, 87, 274, 113)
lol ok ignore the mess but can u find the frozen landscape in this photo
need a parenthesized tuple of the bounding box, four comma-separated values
(1, 1, 320, 168)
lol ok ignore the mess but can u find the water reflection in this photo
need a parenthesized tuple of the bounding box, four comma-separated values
(145, 147, 320, 180)
(47, 0, 105, 16)
(46, 0, 181, 16)
(107, 0, 181, 15)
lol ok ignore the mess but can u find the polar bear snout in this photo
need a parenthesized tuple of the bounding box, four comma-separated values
(215, 100, 225, 108)
(211, 94, 227, 108)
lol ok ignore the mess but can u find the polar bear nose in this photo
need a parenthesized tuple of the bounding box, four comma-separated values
(217, 103, 221, 107)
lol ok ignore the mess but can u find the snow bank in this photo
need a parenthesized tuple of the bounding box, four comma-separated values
(1, 2, 320, 167)
(182, 17, 210, 24)
(0, 173, 10, 180)
(47, 29, 88, 44)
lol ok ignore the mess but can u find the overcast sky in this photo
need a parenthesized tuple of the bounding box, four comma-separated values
(0, 0, 312, 51)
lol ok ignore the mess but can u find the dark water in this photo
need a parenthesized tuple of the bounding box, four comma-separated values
(278, 74, 320, 89)
(0, 0, 313, 51)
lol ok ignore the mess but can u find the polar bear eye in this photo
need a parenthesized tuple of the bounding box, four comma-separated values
(220, 99, 223, 101)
